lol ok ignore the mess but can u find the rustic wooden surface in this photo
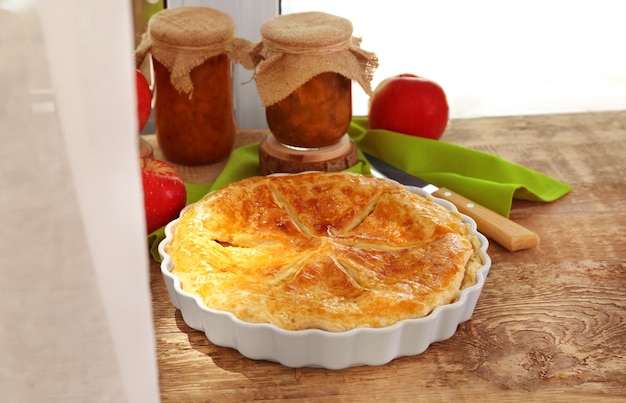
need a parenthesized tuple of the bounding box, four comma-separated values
(145, 110, 626, 402)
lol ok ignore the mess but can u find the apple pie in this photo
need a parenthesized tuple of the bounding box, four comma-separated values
(166, 171, 483, 332)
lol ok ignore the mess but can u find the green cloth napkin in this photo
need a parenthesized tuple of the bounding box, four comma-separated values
(148, 117, 571, 261)
(350, 116, 572, 215)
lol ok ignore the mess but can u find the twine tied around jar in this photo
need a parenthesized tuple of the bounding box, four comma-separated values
(134, 7, 255, 95)
(250, 11, 379, 107)
(259, 36, 353, 55)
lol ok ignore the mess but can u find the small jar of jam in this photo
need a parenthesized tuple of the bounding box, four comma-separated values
(137, 7, 238, 165)
(251, 12, 378, 174)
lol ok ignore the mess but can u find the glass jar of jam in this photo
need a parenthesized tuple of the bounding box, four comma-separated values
(140, 7, 237, 165)
(251, 11, 378, 155)
(152, 54, 234, 165)
(265, 72, 352, 148)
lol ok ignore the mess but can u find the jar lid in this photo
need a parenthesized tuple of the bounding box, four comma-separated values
(251, 12, 378, 107)
(135, 7, 254, 94)
(261, 11, 353, 49)
(148, 7, 235, 48)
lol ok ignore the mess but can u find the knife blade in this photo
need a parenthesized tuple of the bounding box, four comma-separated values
(363, 152, 540, 252)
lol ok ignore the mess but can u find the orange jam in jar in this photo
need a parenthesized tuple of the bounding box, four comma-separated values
(251, 11, 378, 155)
(153, 54, 235, 165)
(139, 7, 238, 165)
(265, 72, 352, 148)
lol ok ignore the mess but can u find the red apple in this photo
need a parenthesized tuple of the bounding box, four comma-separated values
(368, 74, 449, 140)
(136, 69, 152, 133)
(141, 157, 187, 233)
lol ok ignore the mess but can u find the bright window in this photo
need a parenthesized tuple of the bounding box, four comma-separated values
(168, 0, 626, 128)
(283, 0, 626, 119)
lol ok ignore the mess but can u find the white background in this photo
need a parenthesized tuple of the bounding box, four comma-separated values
(172, 0, 626, 127)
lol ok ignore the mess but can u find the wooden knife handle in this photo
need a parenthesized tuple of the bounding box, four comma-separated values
(432, 187, 540, 252)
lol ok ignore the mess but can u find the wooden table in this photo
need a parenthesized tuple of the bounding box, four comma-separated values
(145, 110, 626, 402)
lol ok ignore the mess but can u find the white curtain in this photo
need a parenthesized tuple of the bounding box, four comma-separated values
(0, 1, 159, 402)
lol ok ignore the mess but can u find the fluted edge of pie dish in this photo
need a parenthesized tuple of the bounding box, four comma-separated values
(158, 185, 491, 370)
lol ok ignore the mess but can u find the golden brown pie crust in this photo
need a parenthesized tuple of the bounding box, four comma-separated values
(166, 172, 482, 331)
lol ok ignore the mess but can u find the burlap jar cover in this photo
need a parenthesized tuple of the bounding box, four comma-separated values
(251, 11, 379, 106)
(135, 6, 254, 95)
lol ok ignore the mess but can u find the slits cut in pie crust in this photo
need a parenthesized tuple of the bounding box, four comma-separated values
(167, 172, 483, 332)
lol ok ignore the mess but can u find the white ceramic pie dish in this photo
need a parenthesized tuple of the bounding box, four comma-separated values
(158, 184, 491, 370)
